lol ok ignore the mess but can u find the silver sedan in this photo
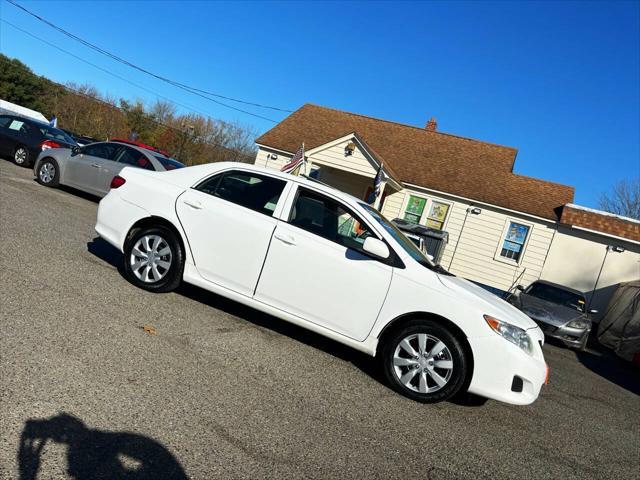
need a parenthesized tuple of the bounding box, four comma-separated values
(33, 140, 184, 197)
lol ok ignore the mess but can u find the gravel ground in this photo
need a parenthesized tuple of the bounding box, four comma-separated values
(1, 160, 638, 480)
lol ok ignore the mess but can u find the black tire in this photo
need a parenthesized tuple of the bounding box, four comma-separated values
(36, 158, 60, 187)
(380, 319, 469, 403)
(123, 226, 184, 293)
(14, 145, 31, 167)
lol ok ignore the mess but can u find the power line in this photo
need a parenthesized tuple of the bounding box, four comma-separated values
(1, 19, 244, 125)
(6, 0, 292, 122)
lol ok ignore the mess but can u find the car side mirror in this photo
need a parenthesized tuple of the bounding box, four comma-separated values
(362, 237, 390, 259)
(516, 285, 525, 291)
(589, 309, 598, 315)
(71, 146, 81, 156)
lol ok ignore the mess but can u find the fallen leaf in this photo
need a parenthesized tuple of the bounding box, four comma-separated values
(142, 325, 157, 335)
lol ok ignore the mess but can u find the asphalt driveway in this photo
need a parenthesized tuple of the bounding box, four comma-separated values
(0, 160, 638, 479)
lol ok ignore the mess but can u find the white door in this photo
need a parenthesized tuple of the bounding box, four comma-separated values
(255, 186, 393, 341)
(176, 169, 288, 297)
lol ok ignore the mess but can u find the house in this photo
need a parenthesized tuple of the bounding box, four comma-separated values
(254, 104, 640, 317)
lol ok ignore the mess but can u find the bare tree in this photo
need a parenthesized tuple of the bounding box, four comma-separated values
(599, 178, 640, 219)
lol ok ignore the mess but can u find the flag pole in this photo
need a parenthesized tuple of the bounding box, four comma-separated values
(302, 142, 306, 176)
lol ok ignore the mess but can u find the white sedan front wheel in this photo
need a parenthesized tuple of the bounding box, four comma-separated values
(381, 319, 468, 403)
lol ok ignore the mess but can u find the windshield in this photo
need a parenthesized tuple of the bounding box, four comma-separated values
(526, 283, 586, 312)
(360, 203, 436, 268)
(154, 156, 185, 171)
(38, 126, 75, 144)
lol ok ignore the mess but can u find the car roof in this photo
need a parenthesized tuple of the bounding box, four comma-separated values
(531, 280, 585, 296)
(159, 162, 365, 206)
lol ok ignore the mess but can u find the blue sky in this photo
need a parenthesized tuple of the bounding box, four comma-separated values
(1, 0, 638, 207)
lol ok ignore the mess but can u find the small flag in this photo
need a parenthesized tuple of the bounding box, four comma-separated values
(280, 144, 305, 175)
(49, 116, 58, 128)
(367, 164, 385, 204)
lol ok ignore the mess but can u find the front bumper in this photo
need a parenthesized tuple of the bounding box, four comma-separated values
(534, 320, 590, 348)
(467, 328, 547, 405)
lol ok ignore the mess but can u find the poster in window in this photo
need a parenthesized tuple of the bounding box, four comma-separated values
(502, 240, 522, 252)
(429, 202, 449, 222)
(505, 223, 528, 244)
(405, 196, 426, 216)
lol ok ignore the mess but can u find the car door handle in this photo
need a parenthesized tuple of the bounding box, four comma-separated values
(274, 233, 296, 245)
(91, 163, 101, 168)
(183, 199, 203, 210)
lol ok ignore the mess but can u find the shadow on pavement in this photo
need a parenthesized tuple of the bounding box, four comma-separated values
(87, 237, 125, 275)
(18, 413, 187, 480)
(87, 236, 486, 408)
(575, 347, 640, 396)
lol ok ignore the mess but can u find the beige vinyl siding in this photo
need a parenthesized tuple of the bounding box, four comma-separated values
(307, 139, 378, 178)
(254, 147, 292, 170)
(395, 186, 556, 292)
(381, 190, 406, 219)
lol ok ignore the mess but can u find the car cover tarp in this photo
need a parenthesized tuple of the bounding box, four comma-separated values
(597, 281, 640, 362)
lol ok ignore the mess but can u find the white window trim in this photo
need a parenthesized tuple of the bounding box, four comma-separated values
(494, 218, 534, 266)
(399, 193, 452, 231)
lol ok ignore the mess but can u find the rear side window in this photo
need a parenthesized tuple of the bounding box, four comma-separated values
(196, 170, 286, 216)
(0, 116, 12, 128)
(154, 155, 185, 170)
(38, 126, 75, 144)
(116, 146, 155, 170)
(83, 143, 121, 160)
(289, 187, 376, 252)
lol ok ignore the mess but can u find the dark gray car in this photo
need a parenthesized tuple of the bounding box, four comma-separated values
(507, 280, 597, 350)
(33, 141, 184, 197)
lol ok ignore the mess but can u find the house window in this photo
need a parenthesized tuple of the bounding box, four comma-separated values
(403, 195, 450, 230)
(425, 201, 449, 230)
(404, 195, 427, 224)
(500, 222, 530, 262)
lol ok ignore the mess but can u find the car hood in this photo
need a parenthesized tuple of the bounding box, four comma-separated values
(519, 294, 589, 327)
(437, 275, 537, 330)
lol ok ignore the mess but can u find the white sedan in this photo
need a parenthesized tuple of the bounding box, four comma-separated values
(95, 162, 548, 404)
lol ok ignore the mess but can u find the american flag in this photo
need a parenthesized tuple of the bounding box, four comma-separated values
(280, 144, 305, 175)
(367, 164, 385, 204)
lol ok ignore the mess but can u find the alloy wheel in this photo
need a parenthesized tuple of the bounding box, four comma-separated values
(39, 163, 56, 183)
(392, 333, 454, 394)
(15, 148, 27, 165)
(129, 235, 173, 283)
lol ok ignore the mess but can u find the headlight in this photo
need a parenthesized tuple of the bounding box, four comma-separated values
(484, 315, 534, 355)
(567, 318, 591, 329)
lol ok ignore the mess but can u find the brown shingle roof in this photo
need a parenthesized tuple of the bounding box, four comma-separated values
(559, 205, 640, 242)
(256, 104, 574, 220)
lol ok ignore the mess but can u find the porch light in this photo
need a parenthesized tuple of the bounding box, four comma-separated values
(344, 142, 356, 156)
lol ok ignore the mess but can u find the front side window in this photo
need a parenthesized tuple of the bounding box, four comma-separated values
(8, 119, 29, 134)
(83, 143, 120, 160)
(116, 146, 154, 170)
(196, 170, 286, 216)
(500, 221, 530, 262)
(290, 188, 376, 252)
